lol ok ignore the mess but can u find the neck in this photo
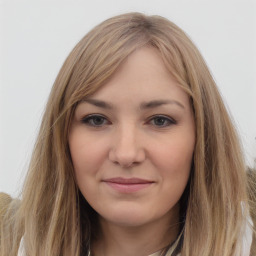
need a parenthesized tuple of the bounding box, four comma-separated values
(92, 205, 180, 256)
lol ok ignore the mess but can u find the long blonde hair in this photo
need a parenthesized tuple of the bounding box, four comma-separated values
(1, 12, 255, 256)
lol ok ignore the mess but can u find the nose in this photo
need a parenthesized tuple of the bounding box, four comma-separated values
(108, 125, 146, 168)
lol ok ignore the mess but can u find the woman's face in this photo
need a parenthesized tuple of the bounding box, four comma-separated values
(69, 47, 195, 228)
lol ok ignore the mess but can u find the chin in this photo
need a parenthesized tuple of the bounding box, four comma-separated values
(99, 206, 166, 228)
(104, 215, 151, 227)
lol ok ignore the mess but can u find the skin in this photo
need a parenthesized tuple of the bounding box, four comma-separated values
(69, 47, 195, 256)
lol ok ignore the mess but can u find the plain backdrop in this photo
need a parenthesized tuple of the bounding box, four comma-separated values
(0, 0, 256, 197)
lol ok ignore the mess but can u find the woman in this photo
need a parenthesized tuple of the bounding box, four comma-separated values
(0, 12, 255, 256)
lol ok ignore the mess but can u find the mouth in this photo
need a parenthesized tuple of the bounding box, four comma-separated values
(102, 177, 155, 193)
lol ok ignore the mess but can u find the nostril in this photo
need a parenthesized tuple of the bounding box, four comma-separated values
(108, 148, 146, 167)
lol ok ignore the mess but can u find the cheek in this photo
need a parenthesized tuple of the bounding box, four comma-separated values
(69, 130, 108, 183)
(69, 138, 104, 203)
(154, 147, 192, 212)
(152, 138, 194, 171)
(150, 136, 194, 190)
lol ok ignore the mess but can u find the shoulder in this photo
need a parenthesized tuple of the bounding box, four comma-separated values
(0, 192, 13, 223)
(0, 193, 23, 255)
(0, 192, 21, 226)
(0, 192, 12, 208)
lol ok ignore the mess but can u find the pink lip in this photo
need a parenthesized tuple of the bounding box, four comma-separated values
(103, 177, 154, 193)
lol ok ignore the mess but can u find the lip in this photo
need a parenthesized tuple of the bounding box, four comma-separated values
(102, 177, 155, 193)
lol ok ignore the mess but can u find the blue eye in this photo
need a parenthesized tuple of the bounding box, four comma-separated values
(81, 115, 109, 127)
(149, 115, 176, 127)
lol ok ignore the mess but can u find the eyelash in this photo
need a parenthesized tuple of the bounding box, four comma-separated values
(81, 114, 176, 128)
(81, 114, 110, 127)
(147, 115, 176, 127)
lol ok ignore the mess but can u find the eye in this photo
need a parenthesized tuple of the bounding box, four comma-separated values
(81, 114, 110, 127)
(148, 115, 176, 127)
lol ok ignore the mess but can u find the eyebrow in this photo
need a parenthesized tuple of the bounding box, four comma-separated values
(82, 99, 113, 109)
(82, 98, 185, 110)
(140, 99, 185, 109)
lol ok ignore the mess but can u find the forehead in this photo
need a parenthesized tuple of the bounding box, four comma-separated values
(85, 47, 190, 108)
